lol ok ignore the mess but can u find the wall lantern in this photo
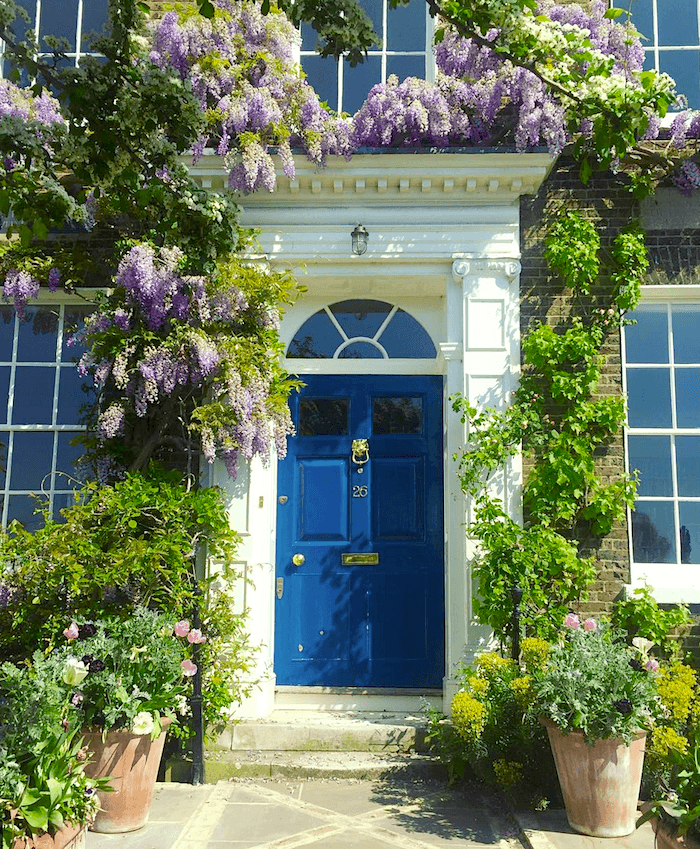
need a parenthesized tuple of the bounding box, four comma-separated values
(351, 224, 369, 255)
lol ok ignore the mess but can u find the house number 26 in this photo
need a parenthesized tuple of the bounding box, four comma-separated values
(352, 485, 368, 498)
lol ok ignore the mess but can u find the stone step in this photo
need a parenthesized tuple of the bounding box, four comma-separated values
(203, 750, 445, 782)
(214, 710, 430, 754)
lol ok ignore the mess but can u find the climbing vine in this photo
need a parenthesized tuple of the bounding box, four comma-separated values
(453, 211, 649, 643)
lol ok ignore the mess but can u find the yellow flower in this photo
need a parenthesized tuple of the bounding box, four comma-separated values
(650, 726, 689, 758)
(467, 676, 489, 699)
(510, 674, 535, 709)
(451, 691, 487, 742)
(657, 664, 697, 725)
(521, 638, 551, 673)
(493, 759, 523, 787)
(473, 652, 516, 679)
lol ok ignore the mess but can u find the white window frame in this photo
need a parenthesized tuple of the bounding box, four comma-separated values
(299, 0, 436, 114)
(1, 0, 104, 77)
(622, 284, 700, 602)
(0, 292, 93, 529)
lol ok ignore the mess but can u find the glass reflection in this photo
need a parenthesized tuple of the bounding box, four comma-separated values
(632, 502, 676, 563)
(56, 432, 85, 489)
(6, 494, 47, 532)
(373, 397, 423, 434)
(628, 435, 672, 496)
(9, 431, 54, 491)
(672, 305, 700, 364)
(16, 307, 59, 362)
(675, 369, 700, 427)
(0, 307, 14, 361)
(12, 366, 56, 425)
(299, 398, 349, 436)
(288, 310, 343, 358)
(378, 309, 437, 357)
(338, 341, 384, 359)
(57, 366, 92, 425)
(676, 436, 700, 497)
(679, 503, 700, 564)
(331, 300, 392, 339)
(626, 368, 672, 428)
(625, 306, 668, 364)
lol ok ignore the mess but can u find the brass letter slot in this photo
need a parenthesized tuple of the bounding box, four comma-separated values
(341, 553, 379, 566)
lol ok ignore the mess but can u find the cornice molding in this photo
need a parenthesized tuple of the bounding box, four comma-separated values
(451, 258, 522, 282)
(187, 151, 554, 206)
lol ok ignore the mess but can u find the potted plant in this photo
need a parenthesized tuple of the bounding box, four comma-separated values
(0, 659, 110, 849)
(532, 615, 658, 838)
(46, 607, 201, 834)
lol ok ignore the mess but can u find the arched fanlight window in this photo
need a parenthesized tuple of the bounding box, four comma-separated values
(287, 299, 437, 359)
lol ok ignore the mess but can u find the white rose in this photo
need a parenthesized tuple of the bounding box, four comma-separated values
(132, 711, 155, 736)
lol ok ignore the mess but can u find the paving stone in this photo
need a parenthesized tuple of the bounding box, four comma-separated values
(208, 800, 329, 843)
(146, 783, 213, 822)
(85, 822, 184, 849)
(518, 809, 655, 849)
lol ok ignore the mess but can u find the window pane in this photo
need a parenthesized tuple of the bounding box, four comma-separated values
(62, 307, 92, 359)
(81, 0, 109, 43)
(342, 56, 381, 114)
(12, 365, 56, 424)
(659, 50, 700, 110)
(679, 503, 700, 563)
(658, 0, 698, 45)
(9, 431, 54, 490)
(628, 435, 672, 496)
(331, 300, 392, 339)
(299, 398, 349, 436)
(0, 307, 15, 361)
(387, 0, 425, 51)
(10, 0, 37, 44)
(5, 494, 46, 532)
(386, 56, 425, 82)
(672, 304, 700, 363)
(361, 0, 384, 41)
(57, 366, 91, 424)
(625, 306, 668, 363)
(301, 55, 338, 111)
(287, 310, 344, 358)
(0, 367, 10, 425)
(39, 1, 79, 50)
(373, 397, 422, 434)
(676, 436, 700, 496)
(378, 309, 437, 357)
(53, 492, 78, 521)
(0, 436, 6, 487)
(626, 368, 672, 427)
(675, 368, 700, 427)
(628, 0, 653, 44)
(56, 432, 84, 488)
(338, 341, 384, 358)
(632, 502, 676, 563)
(16, 307, 58, 362)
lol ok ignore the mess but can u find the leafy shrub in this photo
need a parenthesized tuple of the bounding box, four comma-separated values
(612, 584, 693, 660)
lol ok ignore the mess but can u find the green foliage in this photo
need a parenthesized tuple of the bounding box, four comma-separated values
(545, 212, 600, 293)
(454, 211, 646, 645)
(532, 621, 658, 744)
(0, 659, 111, 847)
(612, 585, 693, 660)
(425, 639, 559, 804)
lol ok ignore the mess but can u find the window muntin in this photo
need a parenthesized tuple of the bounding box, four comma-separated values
(613, 0, 700, 109)
(0, 303, 92, 530)
(300, 0, 431, 114)
(287, 299, 437, 359)
(1, 0, 107, 77)
(624, 302, 700, 570)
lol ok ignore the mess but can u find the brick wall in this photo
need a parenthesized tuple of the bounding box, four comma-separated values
(519, 158, 638, 619)
(521, 160, 700, 655)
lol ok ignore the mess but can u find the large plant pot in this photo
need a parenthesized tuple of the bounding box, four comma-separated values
(11, 824, 86, 849)
(82, 720, 170, 834)
(541, 719, 646, 838)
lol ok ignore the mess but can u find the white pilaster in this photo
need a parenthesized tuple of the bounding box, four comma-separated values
(446, 258, 523, 688)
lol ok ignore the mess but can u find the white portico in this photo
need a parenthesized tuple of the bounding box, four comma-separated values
(189, 150, 554, 717)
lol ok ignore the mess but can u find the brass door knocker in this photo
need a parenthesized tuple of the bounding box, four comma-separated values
(351, 439, 369, 473)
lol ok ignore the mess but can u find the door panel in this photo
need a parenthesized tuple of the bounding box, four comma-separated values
(275, 375, 444, 688)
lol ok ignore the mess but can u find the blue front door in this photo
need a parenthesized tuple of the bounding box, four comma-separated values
(274, 375, 444, 687)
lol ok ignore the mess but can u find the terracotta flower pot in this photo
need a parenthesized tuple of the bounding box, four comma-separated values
(648, 816, 700, 849)
(541, 719, 647, 838)
(11, 823, 86, 849)
(82, 719, 170, 834)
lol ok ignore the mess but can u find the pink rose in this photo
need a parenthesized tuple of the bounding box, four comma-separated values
(181, 659, 197, 677)
(174, 620, 190, 638)
(563, 613, 580, 630)
(583, 618, 597, 632)
(63, 622, 79, 640)
(645, 658, 660, 673)
(187, 629, 206, 645)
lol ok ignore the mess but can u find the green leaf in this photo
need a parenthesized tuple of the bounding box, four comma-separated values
(46, 777, 62, 806)
(199, 1, 216, 17)
(604, 7, 624, 18)
(21, 806, 49, 830)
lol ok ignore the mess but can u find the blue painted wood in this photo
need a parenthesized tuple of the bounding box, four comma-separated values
(274, 375, 444, 687)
